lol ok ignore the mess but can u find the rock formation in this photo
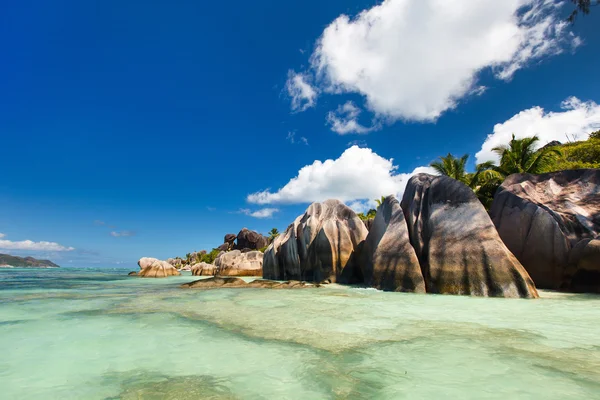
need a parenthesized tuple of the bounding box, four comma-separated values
(191, 262, 216, 276)
(235, 228, 269, 250)
(490, 169, 600, 292)
(137, 257, 181, 278)
(213, 250, 263, 276)
(361, 196, 425, 292)
(181, 277, 318, 290)
(263, 199, 368, 282)
(400, 174, 538, 298)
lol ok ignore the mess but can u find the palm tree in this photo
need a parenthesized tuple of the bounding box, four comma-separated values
(268, 228, 280, 241)
(492, 134, 562, 176)
(430, 153, 470, 184)
(374, 196, 387, 206)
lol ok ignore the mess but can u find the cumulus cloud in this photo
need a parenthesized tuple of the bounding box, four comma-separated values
(476, 97, 600, 163)
(293, 0, 579, 122)
(326, 101, 378, 134)
(238, 208, 279, 218)
(247, 146, 436, 205)
(110, 231, 136, 237)
(0, 235, 75, 251)
(286, 70, 318, 112)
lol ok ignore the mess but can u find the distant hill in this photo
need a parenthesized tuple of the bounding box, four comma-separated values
(0, 254, 60, 268)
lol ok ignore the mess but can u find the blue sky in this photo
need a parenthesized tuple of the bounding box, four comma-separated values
(1, 0, 599, 267)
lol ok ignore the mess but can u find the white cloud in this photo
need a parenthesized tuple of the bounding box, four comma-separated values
(0, 233, 5, 239)
(286, 131, 296, 143)
(238, 208, 280, 218)
(286, 70, 318, 112)
(295, 0, 578, 122)
(110, 231, 136, 237)
(476, 97, 600, 163)
(0, 236, 75, 252)
(247, 146, 436, 205)
(300, 136, 309, 145)
(326, 101, 378, 134)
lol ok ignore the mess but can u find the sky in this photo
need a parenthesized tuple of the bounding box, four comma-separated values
(1, 0, 600, 267)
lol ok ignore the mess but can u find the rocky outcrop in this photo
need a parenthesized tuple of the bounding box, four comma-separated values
(137, 257, 181, 278)
(224, 233, 236, 246)
(490, 169, 600, 292)
(180, 277, 318, 289)
(213, 250, 263, 276)
(235, 228, 269, 250)
(400, 174, 538, 298)
(361, 196, 425, 293)
(128, 271, 138, 276)
(191, 262, 216, 276)
(263, 199, 368, 282)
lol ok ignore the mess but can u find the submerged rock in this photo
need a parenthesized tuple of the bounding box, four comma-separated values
(263, 199, 368, 282)
(180, 277, 318, 289)
(127, 271, 138, 276)
(214, 250, 263, 276)
(137, 257, 181, 278)
(490, 169, 600, 292)
(191, 262, 216, 276)
(361, 196, 425, 293)
(401, 174, 538, 298)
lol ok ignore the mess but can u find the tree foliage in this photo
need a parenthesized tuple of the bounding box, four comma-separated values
(357, 209, 377, 221)
(268, 228, 280, 241)
(568, 0, 599, 22)
(491, 134, 562, 175)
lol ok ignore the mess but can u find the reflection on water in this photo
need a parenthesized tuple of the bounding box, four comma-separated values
(1, 267, 599, 399)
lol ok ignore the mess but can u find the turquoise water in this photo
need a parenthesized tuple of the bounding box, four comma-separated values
(1, 268, 599, 399)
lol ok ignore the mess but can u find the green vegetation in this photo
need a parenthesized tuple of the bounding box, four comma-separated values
(258, 246, 269, 253)
(357, 209, 377, 221)
(568, 0, 599, 22)
(374, 196, 386, 206)
(268, 228, 280, 241)
(431, 131, 599, 209)
(199, 249, 221, 264)
(0, 254, 60, 268)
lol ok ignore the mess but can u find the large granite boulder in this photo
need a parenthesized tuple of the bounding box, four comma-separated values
(214, 250, 263, 276)
(224, 233, 236, 246)
(235, 228, 269, 250)
(490, 169, 600, 292)
(263, 199, 368, 282)
(191, 262, 216, 276)
(137, 257, 181, 278)
(362, 196, 425, 292)
(401, 174, 538, 298)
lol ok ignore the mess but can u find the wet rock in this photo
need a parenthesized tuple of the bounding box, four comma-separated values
(490, 169, 600, 292)
(127, 271, 138, 276)
(263, 199, 368, 283)
(180, 277, 318, 290)
(401, 174, 538, 298)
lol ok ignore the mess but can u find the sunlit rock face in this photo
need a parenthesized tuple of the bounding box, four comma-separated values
(361, 196, 425, 293)
(191, 262, 216, 276)
(490, 169, 600, 292)
(401, 174, 538, 298)
(137, 257, 181, 278)
(214, 250, 263, 276)
(263, 199, 368, 282)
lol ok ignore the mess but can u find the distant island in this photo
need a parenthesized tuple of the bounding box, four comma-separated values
(0, 254, 60, 268)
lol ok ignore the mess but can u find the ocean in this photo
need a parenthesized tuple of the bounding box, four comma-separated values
(1, 267, 599, 399)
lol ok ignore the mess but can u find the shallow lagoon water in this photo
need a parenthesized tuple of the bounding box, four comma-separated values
(1, 268, 599, 399)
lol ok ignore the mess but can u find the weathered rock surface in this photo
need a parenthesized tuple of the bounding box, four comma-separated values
(180, 277, 318, 289)
(263, 199, 368, 283)
(490, 169, 600, 292)
(128, 271, 138, 276)
(235, 228, 269, 250)
(224, 233, 236, 245)
(214, 250, 263, 276)
(401, 174, 538, 298)
(191, 262, 216, 276)
(362, 196, 425, 292)
(137, 257, 181, 278)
